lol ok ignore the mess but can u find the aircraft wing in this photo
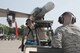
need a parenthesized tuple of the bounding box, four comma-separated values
(0, 8, 30, 18)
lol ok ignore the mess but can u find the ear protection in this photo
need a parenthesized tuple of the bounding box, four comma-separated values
(58, 12, 76, 24)
(25, 19, 31, 25)
(25, 19, 33, 25)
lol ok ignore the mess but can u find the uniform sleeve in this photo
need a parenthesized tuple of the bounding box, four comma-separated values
(51, 29, 62, 48)
(23, 27, 29, 36)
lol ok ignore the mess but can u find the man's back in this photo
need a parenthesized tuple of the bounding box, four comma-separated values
(60, 25, 80, 53)
(51, 12, 80, 53)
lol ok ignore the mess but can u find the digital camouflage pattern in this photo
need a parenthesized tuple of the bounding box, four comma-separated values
(51, 24, 80, 53)
(23, 27, 47, 40)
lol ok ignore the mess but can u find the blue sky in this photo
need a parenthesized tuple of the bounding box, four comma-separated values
(0, 0, 80, 30)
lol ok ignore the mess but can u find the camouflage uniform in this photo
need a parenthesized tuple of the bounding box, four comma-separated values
(23, 27, 35, 40)
(51, 24, 80, 53)
(23, 27, 47, 40)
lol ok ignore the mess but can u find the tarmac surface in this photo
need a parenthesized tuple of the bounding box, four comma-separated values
(0, 40, 23, 53)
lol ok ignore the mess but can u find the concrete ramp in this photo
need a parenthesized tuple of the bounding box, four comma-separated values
(0, 40, 22, 53)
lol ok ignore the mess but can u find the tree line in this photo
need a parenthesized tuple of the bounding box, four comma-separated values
(0, 24, 25, 36)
